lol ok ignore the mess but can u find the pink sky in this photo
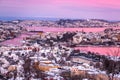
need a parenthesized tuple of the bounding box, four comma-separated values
(0, 0, 120, 20)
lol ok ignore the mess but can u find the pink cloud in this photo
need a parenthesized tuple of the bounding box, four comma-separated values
(0, 0, 120, 20)
(53, 0, 120, 9)
(0, 0, 120, 9)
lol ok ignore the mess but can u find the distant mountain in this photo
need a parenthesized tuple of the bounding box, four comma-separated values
(0, 17, 59, 21)
(0, 17, 120, 27)
(55, 19, 120, 27)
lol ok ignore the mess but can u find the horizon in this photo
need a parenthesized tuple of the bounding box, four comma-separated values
(0, 0, 120, 20)
(0, 16, 120, 22)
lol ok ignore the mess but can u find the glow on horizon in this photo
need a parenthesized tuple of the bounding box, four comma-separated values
(0, 0, 120, 20)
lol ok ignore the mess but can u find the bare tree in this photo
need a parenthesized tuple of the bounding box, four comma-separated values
(102, 48, 120, 80)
